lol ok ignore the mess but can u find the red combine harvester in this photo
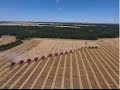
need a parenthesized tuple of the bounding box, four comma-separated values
(70, 50, 73, 53)
(10, 62, 16, 67)
(95, 46, 98, 49)
(19, 60, 24, 65)
(65, 51, 68, 55)
(60, 52, 63, 55)
(34, 57, 39, 62)
(27, 59, 31, 64)
(55, 52, 58, 56)
(41, 56, 45, 60)
(48, 53, 52, 58)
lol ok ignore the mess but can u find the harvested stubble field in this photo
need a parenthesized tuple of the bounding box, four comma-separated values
(0, 38, 119, 89)
(0, 36, 16, 46)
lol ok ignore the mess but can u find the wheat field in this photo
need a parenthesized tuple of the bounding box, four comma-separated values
(0, 38, 119, 89)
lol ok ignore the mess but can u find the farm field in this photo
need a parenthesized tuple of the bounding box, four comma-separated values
(0, 38, 119, 89)
(0, 38, 99, 64)
(0, 35, 16, 46)
(98, 38, 119, 49)
(0, 22, 40, 26)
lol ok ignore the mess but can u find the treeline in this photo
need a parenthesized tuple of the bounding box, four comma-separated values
(0, 24, 119, 40)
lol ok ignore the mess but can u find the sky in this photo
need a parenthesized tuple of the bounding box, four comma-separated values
(0, 0, 119, 23)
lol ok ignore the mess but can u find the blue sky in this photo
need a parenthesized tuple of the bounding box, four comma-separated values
(0, 0, 119, 23)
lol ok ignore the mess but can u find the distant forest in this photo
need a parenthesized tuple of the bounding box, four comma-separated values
(0, 24, 119, 40)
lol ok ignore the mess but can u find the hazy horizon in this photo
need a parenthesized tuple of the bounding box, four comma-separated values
(0, 21, 118, 24)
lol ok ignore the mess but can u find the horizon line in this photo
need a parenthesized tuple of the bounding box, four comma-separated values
(0, 21, 119, 24)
